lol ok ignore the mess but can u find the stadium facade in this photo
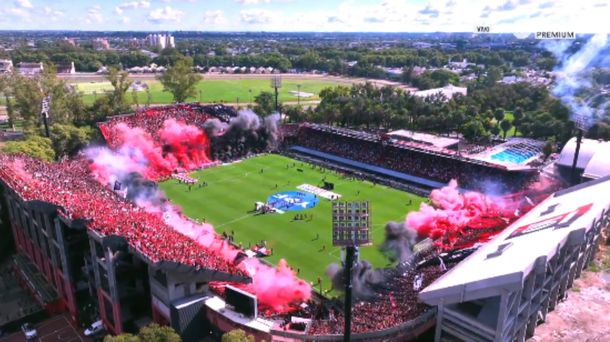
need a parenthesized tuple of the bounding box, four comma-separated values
(1, 104, 608, 341)
(0, 176, 437, 341)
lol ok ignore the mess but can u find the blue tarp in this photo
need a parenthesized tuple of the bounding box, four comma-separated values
(290, 146, 446, 189)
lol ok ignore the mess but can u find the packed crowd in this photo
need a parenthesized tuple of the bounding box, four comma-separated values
(307, 259, 452, 335)
(98, 104, 214, 149)
(295, 127, 534, 192)
(0, 154, 245, 277)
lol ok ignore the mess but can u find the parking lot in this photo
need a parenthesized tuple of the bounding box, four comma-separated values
(0, 314, 91, 342)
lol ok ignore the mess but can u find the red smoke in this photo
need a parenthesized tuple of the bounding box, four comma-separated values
(93, 116, 311, 313)
(161, 207, 312, 313)
(407, 180, 522, 250)
(104, 119, 213, 180)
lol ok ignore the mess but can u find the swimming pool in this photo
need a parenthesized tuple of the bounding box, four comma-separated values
(490, 148, 537, 164)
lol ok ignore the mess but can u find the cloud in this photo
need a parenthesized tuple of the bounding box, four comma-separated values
(203, 10, 226, 25)
(327, 16, 343, 23)
(538, 2, 554, 9)
(364, 16, 385, 23)
(6, 7, 29, 19)
(148, 6, 184, 23)
(236, 0, 272, 4)
(87, 6, 104, 24)
(240, 9, 273, 24)
(419, 5, 440, 18)
(40, 6, 64, 20)
(115, 1, 150, 15)
(14, 0, 33, 9)
(497, 1, 517, 11)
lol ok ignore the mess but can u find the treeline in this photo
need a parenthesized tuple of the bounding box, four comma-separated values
(280, 81, 578, 144)
(1, 38, 555, 77)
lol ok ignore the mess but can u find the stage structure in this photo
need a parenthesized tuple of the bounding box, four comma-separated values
(332, 201, 371, 342)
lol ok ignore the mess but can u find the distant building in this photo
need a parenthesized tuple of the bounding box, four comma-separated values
(499, 75, 523, 84)
(0, 59, 13, 74)
(412, 84, 467, 100)
(18, 62, 44, 76)
(63, 37, 77, 46)
(92, 38, 110, 50)
(56, 62, 76, 74)
(146, 34, 175, 50)
(412, 41, 432, 49)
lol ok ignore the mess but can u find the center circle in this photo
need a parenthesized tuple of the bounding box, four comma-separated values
(266, 191, 320, 212)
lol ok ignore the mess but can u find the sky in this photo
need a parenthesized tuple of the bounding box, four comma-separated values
(0, 0, 608, 33)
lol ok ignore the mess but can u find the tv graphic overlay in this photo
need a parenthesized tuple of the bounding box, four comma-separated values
(507, 203, 593, 240)
(332, 201, 371, 247)
(266, 191, 320, 212)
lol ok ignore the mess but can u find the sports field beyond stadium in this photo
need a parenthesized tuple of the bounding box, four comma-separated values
(74, 78, 343, 105)
(159, 154, 424, 293)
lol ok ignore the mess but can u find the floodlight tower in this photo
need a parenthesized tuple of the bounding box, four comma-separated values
(40, 96, 51, 137)
(332, 201, 372, 342)
(270, 75, 282, 112)
(570, 114, 588, 185)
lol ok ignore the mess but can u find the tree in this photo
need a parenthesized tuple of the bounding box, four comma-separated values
(2, 135, 56, 161)
(50, 124, 93, 157)
(0, 75, 16, 128)
(485, 67, 502, 86)
(500, 119, 513, 139)
(222, 329, 255, 342)
(493, 108, 505, 122)
(513, 107, 524, 136)
(157, 57, 202, 103)
(103, 323, 180, 342)
(9, 66, 84, 134)
(543, 137, 556, 160)
(138, 323, 181, 342)
(106, 67, 132, 114)
(254, 91, 276, 116)
(285, 105, 305, 123)
(460, 119, 488, 142)
(103, 333, 140, 342)
(131, 88, 140, 109)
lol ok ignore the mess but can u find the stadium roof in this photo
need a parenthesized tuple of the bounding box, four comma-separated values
(419, 176, 610, 305)
(387, 130, 460, 149)
(557, 137, 610, 179)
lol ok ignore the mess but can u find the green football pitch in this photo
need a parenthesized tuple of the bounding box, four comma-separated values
(76, 78, 343, 105)
(159, 154, 424, 292)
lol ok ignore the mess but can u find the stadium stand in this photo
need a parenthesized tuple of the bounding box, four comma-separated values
(293, 124, 536, 192)
(420, 176, 610, 341)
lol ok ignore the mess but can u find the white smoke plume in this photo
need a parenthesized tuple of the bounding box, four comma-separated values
(543, 34, 610, 128)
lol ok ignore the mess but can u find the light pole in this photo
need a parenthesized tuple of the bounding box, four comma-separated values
(270, 76, 282, 113)
(332, 201, 371, 342)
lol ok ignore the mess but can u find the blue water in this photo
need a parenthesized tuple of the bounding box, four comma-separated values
(490, 148, 536, 164)
(267, 191, 319, 211)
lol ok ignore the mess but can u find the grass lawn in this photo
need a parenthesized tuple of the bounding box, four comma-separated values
(159, 154, 424, 292)
(76, 78, 341, 105)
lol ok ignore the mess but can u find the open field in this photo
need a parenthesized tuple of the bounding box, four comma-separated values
(72, 76, 346, 105)
(159, 154, 424, 291)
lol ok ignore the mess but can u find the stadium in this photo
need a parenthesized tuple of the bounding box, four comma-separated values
(0, 103, 608, 342)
